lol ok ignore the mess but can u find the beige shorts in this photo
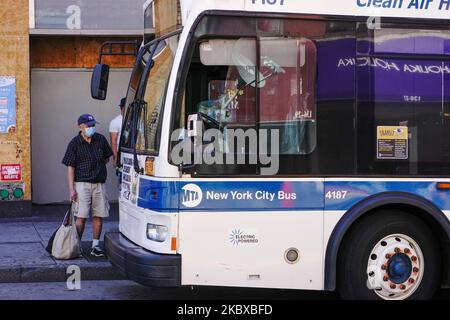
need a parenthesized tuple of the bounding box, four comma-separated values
(74, 182, 110, 219)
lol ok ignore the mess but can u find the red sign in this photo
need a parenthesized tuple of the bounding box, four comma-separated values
(1, 164, 21, 181)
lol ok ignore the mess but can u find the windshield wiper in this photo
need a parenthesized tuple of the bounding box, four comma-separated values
(130, 99, 146, 174)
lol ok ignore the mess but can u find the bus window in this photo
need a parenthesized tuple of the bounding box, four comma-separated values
(257, 19, 356, 175)
(259, 37, 317, 155)
(372, 28, 450, 56)
(121, 40, 166, 152)
(182, 38, 258, 176)
(173, 16, 357, 176)
(198, 38, 258, 129)
(121, 49, 148, 151)
(444, 62, 450, 163)
(136, 35, 178, 154)
(357, 25, 450, 175)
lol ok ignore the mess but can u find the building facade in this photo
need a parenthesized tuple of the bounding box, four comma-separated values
(0, 0, 31, 216)
(0, 0, 149, 216)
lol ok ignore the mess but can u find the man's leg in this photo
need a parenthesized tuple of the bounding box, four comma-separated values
(91, 183, 110, 256)
(92, 217, 103, 245)
(76, 218, 87, 240)
(74, 182, 91, 240)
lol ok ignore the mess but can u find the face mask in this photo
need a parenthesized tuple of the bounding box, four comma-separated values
(84, 127, 96, 137)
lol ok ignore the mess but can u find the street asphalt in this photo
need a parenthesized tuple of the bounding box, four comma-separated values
(0, 280, 338, 300)
(0, 204, 448, 300)
(0, 280, 448, 300)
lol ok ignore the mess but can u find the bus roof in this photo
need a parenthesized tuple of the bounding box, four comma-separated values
(180, 0, 450, 24)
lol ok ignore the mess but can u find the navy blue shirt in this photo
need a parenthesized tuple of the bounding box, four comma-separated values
(62, 132, 114, 183)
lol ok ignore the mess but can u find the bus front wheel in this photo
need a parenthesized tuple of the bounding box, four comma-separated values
(337, 210, 441, 300)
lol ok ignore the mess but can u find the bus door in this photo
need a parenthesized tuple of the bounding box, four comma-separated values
(119, 34, 179, 205)
(116, 32, 181, 251)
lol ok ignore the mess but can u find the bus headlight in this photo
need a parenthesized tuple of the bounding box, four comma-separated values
(146, 224, 168, 242)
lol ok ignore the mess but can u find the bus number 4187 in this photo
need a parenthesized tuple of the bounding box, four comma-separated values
(325, 190, 348, 200)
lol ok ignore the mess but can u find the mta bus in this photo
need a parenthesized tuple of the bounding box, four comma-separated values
(91, 0, 450, 300)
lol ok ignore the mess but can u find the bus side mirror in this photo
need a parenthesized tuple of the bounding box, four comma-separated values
(91, 64, 110, 100)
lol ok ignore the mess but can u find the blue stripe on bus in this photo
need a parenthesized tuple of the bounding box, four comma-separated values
(324, 181, 450, 211)
(137, 178, 450, 212)
(179, 180, 323, 211)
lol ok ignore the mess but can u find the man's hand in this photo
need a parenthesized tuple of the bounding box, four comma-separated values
(70, 189, 78, 203)
(67, 166, 77, 202)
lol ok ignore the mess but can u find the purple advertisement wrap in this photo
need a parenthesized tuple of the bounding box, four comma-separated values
(371, 35, 450, 56)
(317, 36, 450, 103)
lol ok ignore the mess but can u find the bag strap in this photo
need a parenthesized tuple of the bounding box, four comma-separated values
(63, 203, 75, 226)
(62, 209, 70, 226)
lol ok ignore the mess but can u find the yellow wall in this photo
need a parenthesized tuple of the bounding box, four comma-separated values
(0, 0, 30, 201)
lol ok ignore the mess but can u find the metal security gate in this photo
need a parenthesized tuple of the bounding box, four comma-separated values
(31, 69, 131, 204)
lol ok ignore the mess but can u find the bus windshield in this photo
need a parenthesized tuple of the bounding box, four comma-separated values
(121, 32, 179, 154)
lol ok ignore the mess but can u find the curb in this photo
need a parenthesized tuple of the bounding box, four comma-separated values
(0, 262, 126, 284)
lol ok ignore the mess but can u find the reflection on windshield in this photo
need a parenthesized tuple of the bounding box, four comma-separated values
(136, 35, 179, 153)
(196, 37, 317, 155)
(120, 35, 179, 152)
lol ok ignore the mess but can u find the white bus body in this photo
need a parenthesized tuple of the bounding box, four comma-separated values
(99, 0, 450, 300)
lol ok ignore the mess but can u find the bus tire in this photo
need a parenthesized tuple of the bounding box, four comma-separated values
(337, 210, 441, 300)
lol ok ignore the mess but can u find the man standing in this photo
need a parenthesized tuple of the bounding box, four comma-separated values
(109, 97, 126, 166)
(62, 114, 114, 257)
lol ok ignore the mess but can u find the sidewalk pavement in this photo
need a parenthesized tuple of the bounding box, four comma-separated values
(0, 203, 125, 283)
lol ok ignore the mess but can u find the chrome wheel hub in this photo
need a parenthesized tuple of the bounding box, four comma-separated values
(366, 234, 424, 300)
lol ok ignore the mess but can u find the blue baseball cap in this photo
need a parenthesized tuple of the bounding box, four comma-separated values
(78, 114, 99, 127)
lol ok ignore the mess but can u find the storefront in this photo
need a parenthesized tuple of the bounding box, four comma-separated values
(30, 0, 150, 205)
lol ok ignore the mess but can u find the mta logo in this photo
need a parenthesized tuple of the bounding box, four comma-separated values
(181, 184, 203, 208)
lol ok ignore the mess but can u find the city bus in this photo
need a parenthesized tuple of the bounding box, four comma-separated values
(91, 0, 450, 300)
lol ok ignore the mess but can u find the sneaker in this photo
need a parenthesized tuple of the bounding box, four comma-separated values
(90, 246, 105, 257)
